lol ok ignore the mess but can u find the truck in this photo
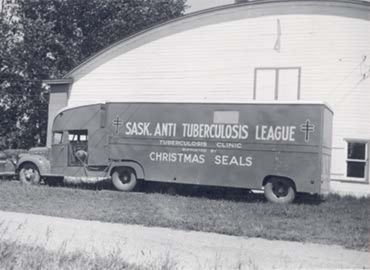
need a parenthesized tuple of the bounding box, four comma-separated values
(7, 101, 333, 203)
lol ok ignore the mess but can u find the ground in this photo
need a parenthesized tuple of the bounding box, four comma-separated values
(1, 210, 369, 270)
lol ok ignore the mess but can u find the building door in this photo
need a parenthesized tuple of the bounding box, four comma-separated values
(254, 67, 301, 101)
(254, 69, 276, 100)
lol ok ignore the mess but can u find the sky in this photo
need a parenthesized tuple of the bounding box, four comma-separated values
(185, 0, 234, 13)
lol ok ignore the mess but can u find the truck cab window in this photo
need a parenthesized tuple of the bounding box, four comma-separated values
(53, 132, 63, 144)
(67, 130, 88, 166)
(68, 131, 88, 142)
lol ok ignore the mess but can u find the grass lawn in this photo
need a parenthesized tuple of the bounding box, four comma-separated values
(0, 181, 369, 251)
(0, 240, 176, 270)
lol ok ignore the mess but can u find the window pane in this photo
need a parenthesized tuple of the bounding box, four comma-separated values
(53, 132, 63, 144)
(68, 130, 88, 142)
(347, 142, 366, 160)
(347, 161, 366, 178)
(80, 134, 87, 141)
(69, 134, 76, 141)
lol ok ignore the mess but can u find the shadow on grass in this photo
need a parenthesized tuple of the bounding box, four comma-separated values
(43, 178, 323, 205)
(143, 182, 324, 205)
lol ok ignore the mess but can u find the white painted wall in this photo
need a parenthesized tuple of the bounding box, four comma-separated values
(68, 13, 370, 182)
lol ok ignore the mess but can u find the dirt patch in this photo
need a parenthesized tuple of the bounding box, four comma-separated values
(0, 210, 369, 269)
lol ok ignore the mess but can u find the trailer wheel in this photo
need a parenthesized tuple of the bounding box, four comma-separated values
(112, 167, 137, 192)
(264, 177, 295, 204)
(19, 163, 40, 185)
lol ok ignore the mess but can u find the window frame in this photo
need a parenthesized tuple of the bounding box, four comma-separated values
(253, 67, 302, 101)
(52, 131, 64, 145)
(344, 139, 369, 182)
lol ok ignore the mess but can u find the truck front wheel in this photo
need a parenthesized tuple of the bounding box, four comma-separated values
(112, 167, 137, 192)
(19, 163, 40, 185)
(264, 177, 296, 204)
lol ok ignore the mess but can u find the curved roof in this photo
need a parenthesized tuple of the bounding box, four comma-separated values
(65, 0, 370, 82)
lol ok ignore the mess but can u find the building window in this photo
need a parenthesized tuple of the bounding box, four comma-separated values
(346, 141, 368, 180)
(253, 67, 301, 101)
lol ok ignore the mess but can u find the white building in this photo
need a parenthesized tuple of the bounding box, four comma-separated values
(45, 0, 370, 195)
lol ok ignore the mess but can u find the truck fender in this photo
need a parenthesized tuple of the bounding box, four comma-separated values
(17, 155, 51, 176)
(108, 161, 145, 180)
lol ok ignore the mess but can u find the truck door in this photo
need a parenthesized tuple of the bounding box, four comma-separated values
(51, 130, 88, 168)
(67, 130, 88, 166)
(51, 131, 68, 168)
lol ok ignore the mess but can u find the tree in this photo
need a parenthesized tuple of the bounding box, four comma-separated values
(0, 0, 187, 149)
(0, 2, 36, 149)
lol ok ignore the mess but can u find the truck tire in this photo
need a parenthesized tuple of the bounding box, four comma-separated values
(264, 177, 295, 204)
(19, 163, 40, 185)
(112, 167, 137, 192)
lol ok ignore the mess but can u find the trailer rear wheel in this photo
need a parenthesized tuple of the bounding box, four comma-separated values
(264, 177, 295, 204)
(112, 167, 137, 192)
(19, 163, 40, 185)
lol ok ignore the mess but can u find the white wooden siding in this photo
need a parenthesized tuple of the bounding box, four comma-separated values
(69, 14, 370, 181)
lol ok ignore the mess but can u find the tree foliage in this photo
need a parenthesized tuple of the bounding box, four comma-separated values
(0, 0, 187, 149)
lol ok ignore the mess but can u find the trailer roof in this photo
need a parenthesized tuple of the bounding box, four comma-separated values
(56, 101, 334, 116)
